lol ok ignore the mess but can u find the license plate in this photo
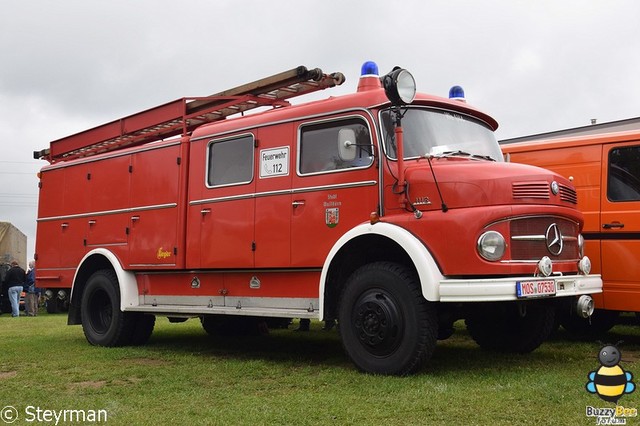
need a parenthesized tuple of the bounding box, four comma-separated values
(516, 280, 556, 298)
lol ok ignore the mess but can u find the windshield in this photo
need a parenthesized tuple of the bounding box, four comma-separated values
(380, 107, 503, 162)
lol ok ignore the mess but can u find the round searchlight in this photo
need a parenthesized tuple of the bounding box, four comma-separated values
(382, 67, 416, 105)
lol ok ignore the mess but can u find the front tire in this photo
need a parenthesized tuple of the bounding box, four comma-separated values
(81, 269, 135, 346)
(338, 262, 437, 376)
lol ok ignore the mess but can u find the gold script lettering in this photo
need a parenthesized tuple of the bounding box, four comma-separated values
(157, 247, 171, 259)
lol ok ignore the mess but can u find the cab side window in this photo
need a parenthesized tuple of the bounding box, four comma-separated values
(207, 135, 254, 187)
(608, 146, 640, 201)
(299, 117, 372, 175)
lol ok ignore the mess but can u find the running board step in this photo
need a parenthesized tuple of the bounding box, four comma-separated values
(126, 304, 319, 319)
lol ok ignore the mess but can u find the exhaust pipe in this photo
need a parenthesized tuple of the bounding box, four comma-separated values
(575, 295, 595, 319)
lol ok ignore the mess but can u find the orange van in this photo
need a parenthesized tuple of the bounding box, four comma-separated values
(502, 130, 640, 334)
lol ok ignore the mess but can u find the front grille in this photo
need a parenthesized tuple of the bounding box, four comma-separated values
(559, 183, 578, 204)
(512, 181, 578, 205)
(512, 182, 549, 199)
(510, 216, 580, 261)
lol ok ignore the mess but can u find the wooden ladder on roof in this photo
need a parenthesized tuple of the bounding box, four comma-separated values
(35, 66, 346, 163)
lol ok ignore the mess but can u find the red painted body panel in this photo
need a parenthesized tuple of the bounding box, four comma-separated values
(137, 270, 319, 298)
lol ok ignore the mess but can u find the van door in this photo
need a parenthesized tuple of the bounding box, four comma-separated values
(291, 115, 378, 268)
(600, 142, 640, 311)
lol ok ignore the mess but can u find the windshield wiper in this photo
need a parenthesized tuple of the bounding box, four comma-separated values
(433, 150, 496, 161)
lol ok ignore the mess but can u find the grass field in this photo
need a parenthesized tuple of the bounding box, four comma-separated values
(1, 311, 639, 425)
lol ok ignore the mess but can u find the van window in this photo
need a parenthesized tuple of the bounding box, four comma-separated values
(207, 135, 254, 187)
(608, 146, 640, 201)
(299, 117, 372, 175)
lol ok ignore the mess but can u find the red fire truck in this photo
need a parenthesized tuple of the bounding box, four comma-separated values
(34, 62, 601, 375)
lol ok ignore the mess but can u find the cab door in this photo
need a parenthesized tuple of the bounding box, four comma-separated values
(291, 115, 379, 267)
(600, 141, 640, 311)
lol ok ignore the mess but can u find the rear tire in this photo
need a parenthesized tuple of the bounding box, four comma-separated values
(80, 270, 135, 346)
(465, 302, 556, 353)
(338, 262, 437, 376)
(46, 299, 60, 314)
(201, 315, 268, 336)
(559, 309, 619, 338)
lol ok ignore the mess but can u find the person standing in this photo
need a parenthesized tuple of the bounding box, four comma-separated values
(25, 260, 38, 316)
(5, 260, 26, 317)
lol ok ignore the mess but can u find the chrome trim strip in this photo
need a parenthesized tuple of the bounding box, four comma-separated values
(129, 263, 177, 267)
(511, 235, 578, 241)
(190, 180, 376, 205)
(38, 203, 178, 222)
(500, 259, 582, 264)
(292, 180, 377, 194)
(136, 267, 322, 275)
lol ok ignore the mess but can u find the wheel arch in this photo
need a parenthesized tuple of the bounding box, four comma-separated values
(68, 249, 138, 325)
(319, 222, 443, 321)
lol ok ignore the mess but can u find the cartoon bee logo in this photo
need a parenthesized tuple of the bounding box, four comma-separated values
(586, 344, 636, 403)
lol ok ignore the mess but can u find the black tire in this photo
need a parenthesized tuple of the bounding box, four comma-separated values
(465, 302, 556, 353)
(559, 309, 619, 338)
(46, 299, 60, 314)
(201, 315, 268, 336)
(338, 262, 437, 376)
(130, 314, 156, 345)
(80, 269, 135, 346)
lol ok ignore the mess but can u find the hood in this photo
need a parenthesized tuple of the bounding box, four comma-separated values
(404, 159, 577, 210)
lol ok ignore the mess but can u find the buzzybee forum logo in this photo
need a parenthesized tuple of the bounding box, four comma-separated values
(585, 343, 637, 424)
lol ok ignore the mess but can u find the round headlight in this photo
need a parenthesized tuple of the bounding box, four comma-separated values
(383, 67, 416, 105)
(477, 231, 506, 261)
(537, 256, 553, 277)
(578, 256, 591, 275)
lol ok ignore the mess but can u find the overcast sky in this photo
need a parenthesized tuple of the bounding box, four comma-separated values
(1, 0, 639, 259)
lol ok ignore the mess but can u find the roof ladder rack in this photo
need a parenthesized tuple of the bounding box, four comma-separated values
(36, 66, 346, 163)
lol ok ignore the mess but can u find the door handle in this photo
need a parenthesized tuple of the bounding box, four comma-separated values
(200, 208, 211, 215)
(292, 200, 305, 208)
(603, 222, 624, 229)
(131, 215, 140, 222)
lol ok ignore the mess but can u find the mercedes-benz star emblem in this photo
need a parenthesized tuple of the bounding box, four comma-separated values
(545, 223, 563, 255)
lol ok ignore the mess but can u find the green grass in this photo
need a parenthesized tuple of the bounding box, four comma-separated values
(1, 312, 640, 425)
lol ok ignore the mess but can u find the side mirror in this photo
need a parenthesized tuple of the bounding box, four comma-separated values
(338, 128, 357, 162)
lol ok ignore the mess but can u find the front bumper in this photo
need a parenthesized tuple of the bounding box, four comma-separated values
(438, 274, 602, 302)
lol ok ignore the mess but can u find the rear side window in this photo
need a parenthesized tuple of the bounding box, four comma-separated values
(608, 145, 640, 201)
(207, 135, 254, 187)
(298, 117, 372, 175)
